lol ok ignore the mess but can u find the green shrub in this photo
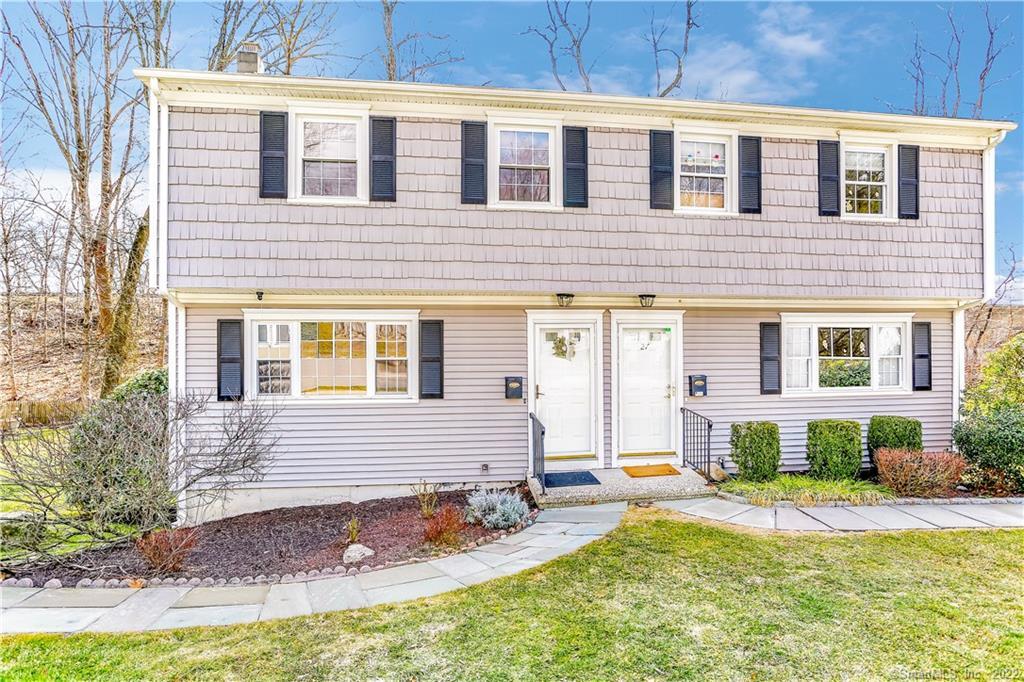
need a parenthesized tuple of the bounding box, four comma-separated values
(107, 368, 168, 402)
(963, 332, 1024, 414)
(952, 405, 1024, 492)
(729, 421, 780, 482)
(818, 359, 871, 388)
(806, 419, 862, 480)
(867, 416, 923, 461)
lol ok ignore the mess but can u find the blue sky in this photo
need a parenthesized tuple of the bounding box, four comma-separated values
(9, 0, 1024, 273)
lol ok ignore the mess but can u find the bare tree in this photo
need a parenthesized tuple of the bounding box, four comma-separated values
(377, 0, 462, 82)
(2, 1, 144, 395)
(205, 0, 271, 72)
(967, 246, 1020, 377)
(264, 0, 338, 76)
(0, 170, 31, 401)
(101, 211, 148, 396)
(646, 0, 699, 98)
(121, 0, 175, 69)
(900, 3, 1014, 118)
(524, 0, 595, 92)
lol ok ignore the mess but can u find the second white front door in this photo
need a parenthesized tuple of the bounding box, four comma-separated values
(613, 313, 682, 463)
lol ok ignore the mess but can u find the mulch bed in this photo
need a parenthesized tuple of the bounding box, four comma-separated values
(19, 491, 502, 584)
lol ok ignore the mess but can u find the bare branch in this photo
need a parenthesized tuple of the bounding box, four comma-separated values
(523, 1, 595, 93)
(263, 0, 338, 76)
(646, 0, 699, 98)
(377, 0, 463, 82)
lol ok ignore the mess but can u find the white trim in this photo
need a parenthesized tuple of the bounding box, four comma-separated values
(287, 108, 370, 205)
(953, 308, 965, 422)
(167, 299, 177, 399)
(839, 141, 897, 221)
(174, 291, 974, 310)
(982, 136, 1002, 300)
(134, 68, 1016, 151)
(177, 305, 186, 395)
(779, 312, 915, 396)
(487, 118, 562, 211)
(242, 308, 420, 403)
(673, 127, 738, 215)
(609, 310, 685, 467)
(526, 309, 604, 471)
(147, 82, 158, 289)
(158, 101, 169, 293)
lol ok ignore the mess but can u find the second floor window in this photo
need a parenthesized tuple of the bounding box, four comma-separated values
(302, 121, 358, 197)
(679, 139, 728, 209)
(844, 148, 887, 216)
(499, 130, 551, 202)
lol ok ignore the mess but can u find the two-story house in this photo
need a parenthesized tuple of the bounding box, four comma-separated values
(137, 57, 1014, 519)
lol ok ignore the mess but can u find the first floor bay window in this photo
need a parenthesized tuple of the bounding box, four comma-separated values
(249, 311, 418, 401)
(781, 314, 911, 393)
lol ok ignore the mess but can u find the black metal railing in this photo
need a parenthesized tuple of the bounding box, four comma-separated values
(681, 407, 713, 478)
(529, 412, 546, 493)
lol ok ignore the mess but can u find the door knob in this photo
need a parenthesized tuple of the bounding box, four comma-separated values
(535, 384, 544, 399)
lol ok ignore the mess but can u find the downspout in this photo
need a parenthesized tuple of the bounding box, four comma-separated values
(982, 131, 1007, 302)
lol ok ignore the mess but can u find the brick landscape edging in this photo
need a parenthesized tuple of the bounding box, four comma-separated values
(716, 490, 1024, 508)
(0, 510, 541, 590)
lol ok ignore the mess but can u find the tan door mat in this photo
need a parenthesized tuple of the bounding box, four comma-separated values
(622, 463, 681, 478)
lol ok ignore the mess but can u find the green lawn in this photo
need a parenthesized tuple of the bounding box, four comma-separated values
(4, 508, 1023, 681)
(719, 474, 894, 506)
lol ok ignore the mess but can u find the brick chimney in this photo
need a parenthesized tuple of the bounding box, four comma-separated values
(236, 42, 263, 74)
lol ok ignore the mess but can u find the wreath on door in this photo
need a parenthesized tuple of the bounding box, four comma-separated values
(551, 333, 577, 360)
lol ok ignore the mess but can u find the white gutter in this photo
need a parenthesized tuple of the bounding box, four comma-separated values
(158, 99, 169, 294)
(147, 78, 159, 289)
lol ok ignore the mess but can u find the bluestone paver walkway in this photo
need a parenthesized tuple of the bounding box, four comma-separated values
(0, 502, 627, 635)
(4, 497, 1021, 635)
(656, 497, 1024, 533)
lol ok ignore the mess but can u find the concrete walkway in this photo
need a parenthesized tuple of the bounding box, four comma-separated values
(656, 497, 1024, 531)
(0, 503, 626, 634)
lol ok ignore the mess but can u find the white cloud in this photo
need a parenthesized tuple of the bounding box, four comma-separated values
(756, 4, 827, 59)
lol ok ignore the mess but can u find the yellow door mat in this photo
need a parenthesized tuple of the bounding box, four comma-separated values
(622, 463, 680, 478)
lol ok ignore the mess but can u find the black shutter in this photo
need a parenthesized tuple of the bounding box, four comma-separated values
(370, 116, 397, 201)
(817, 140, 840, 216)
(217, 320, 244, 401)
(649, 129, 673, 209)
(760, 322, 781, 395)
(738, 136, 762, 214)
(420, 320, 444, 399)
(898, 145, 920, 219)
(563, 126, 588, 208)
(259, 111, 288, 198)
(461, 121, 487, 204)
(912, 322, 932, 391)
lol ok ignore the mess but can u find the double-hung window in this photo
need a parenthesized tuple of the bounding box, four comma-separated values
(781, 314, 912, 394)
(248, 310, 418, 401)
(841, 142, 895, 219)
(488, 120, 561, 209)
(674, 130, 736, 214)
(290, 111, 369, 203)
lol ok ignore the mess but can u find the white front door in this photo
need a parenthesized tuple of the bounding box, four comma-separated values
(613, 313, 683, 463)
(534, 325, 595, 458)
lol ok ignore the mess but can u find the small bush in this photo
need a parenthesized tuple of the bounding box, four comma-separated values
(135, 528, 199, 573)
(346, 517, 360, 544)
(729, 421, 781, 482)
(108, 368, 169, 402)
(875, 448, 965, 498)
(424, 503, 464, 547)
(806, 419, 862, 480)
(465, 489, 530, 530)
(867, 416, 923, 461)
(960, 464, 1018, 497)
(953, 405, 1024, 492)
(411, 480, 439, 519)
(963, 332, 1024, 414)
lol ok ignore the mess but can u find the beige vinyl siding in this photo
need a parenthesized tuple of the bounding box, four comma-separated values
(166, 109, 984, 299)
(682, 309, 954, 471)
(185, 307, 528, 488)
(184, 304, 954, 488)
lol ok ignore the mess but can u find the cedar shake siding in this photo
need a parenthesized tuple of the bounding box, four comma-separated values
(166, 109, 984, 299)
(183, 306, 953, 488)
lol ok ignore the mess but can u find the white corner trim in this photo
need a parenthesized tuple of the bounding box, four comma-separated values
(147, 82, 158, 290)
(952, 308, 966, 424)
(158, 101, 169, 294)
(981, 132, 1004, 300)
(167, 299, 178, 399)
